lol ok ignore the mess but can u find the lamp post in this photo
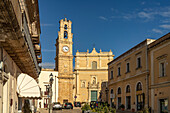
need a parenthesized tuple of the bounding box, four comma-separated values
(105, 87, 109, 104)
(49, 73, 53, 113)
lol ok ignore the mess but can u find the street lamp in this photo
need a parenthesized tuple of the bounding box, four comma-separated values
(49, 73, 53, 113)
(105, 87, 109, 104)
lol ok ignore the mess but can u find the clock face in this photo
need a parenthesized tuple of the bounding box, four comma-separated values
(63, 46, 69, 52)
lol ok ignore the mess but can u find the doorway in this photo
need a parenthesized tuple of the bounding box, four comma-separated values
(136, 94, 144, 110)
(126, 96, 131, 109)
(118, 97, 121, 109)
(160, 99, 168, 113)
(91, 91, 97, 101)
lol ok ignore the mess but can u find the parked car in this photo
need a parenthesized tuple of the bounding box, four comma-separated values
(74, 102, 81, 107)
(64, 102, 73, 109)
(52, 102, 62, 110)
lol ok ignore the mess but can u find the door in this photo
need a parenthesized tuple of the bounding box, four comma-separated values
(160, 99, 168, 113)
(91, 91, 97, 101)
(118, 97, 121, 109)
(126, 96, 131, 109)
(136, 94, 144, 110)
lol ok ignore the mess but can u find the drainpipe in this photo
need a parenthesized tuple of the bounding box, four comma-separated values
(146, 43, 149, 108)
(0, 47, 3, 113)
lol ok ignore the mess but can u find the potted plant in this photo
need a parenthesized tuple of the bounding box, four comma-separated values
(120, 104, 125, 111)
(81, 103, 91, 113)
(110, 107, 116, 113)
(132, 108, 135, 112)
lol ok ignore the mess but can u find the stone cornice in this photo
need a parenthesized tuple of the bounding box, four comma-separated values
(74, 69, 108, 71)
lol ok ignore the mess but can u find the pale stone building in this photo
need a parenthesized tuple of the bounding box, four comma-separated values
(148, 33, 170, 113)
(0, 0, 41, 113)
(38, 69, 58, 108)
(55, 18, 74, 104)
(108, 39, 155, 111)
(74, 48, 114, 103)
(108, 33, 170, 112)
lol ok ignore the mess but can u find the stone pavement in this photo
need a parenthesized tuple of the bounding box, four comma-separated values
(37, 108, 136, 113)
(37, 107, 82, 113)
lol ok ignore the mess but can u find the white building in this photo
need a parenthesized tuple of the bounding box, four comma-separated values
(38, 69, 58, 108)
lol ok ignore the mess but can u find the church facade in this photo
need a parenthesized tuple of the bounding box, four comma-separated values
(74, 48, 114, 103)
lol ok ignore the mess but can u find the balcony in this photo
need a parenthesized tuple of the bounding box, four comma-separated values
(34, 44, 41, 56)
(0, 0, 41, 79)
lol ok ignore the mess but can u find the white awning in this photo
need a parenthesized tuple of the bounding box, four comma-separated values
(17, 73, 41, 99)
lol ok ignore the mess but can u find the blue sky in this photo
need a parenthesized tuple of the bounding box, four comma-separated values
(39, 0, 170, 69)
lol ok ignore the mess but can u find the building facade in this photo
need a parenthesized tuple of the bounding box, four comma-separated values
(38, 69, 58, 108)
(148, 33, 170, 113)
(55, 18, 74, 104)
(74, 48, 114, 103)
(108, 39, 155, 111)
(108, 33, 170, 112)
(0, 0, 41, 113)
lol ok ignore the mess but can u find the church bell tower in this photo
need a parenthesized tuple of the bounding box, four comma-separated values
(55, 18, 74, 103)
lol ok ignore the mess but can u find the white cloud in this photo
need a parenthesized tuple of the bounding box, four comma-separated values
(99, 16, 108, 21)
(162, 20, 170, 23)
(42, 49, 55, 52)
(160, 11, 170, 17)
(39, 62, 55, 69)
(123, 14, 136, 20)
(160, 25, 170, 29)
(138, 12, 152, 19)
(152, 29, 163, 34)
(114, 6, 170, 21)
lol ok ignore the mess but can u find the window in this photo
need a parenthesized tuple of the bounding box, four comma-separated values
(111, 89, 113, 94)
(126, 63, 130, 73)
(136, 82, 142, 91)
(118, 87, 121, 94)
(160, 62, 165, 77)
(126, 85, 130, 93)
(137, 57, 141, 68)
(64, 24, 67, 30)
(64, 31, 68, 39)
(110, 71, 113, 79)
(92, 61, 97, 69)
(118, 67, 121, 76)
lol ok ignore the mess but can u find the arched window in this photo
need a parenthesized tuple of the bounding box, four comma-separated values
(92, 61, 97, 69)
(117, 87, 121, 94)
(111, 89, 113, 94)
(126, 85, 130, 93)
(64, 24, 67, 30)
(136, 82, 142, 91)
(64, 31, 68, 39)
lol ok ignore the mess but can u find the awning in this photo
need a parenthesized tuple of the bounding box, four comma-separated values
(17, 73, 41, 99)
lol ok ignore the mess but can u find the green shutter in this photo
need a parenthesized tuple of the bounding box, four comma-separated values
(91, 91, 97, 101)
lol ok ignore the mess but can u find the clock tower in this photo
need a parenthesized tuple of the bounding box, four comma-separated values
(55, 18, 74, 103)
